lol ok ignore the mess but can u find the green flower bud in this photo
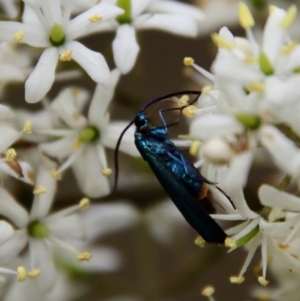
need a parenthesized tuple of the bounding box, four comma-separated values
(50, 23, 65, 46)
(28, 221, 49, 238)
(236, 113, 261, 130)
(116, 0, 131, 24)
(259, 51, 274, 75)
(78, 126, 99, 143)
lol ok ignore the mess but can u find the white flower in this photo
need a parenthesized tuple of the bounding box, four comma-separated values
(0, 157, 91, 293)
(3, 271, 86, 301)
(0, 117, 35, 185)
(184, 4, 300, 195)
(59, 202, 139, 273)
(98, 0, 204, 74)
(0, 0, 124, 102)
(36, 69, 138, 197)
(0, 42, 32, 94)
(144, 200, 187, 245)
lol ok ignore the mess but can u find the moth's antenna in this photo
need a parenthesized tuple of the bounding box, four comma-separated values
(139, 90, 201, 114)
(113, 119, 135, 193)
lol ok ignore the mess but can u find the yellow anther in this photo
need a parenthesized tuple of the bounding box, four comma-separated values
(17, 266, 26, 282)
(280, 5, 297, 29)
(51, 168, 62, 180)
(101, 168, 112, 176)
(278, 243, 290, 250)
(77, 251, 92, 262)
(291, 253, 299, 260)
(79, 197, 90, 209)
(23, 120, 32, 134)
(238, 2, 255, 29)
(183, 57, 194, 66)
(194, 236, 205, 248)
(258, 276, 269, 286)
(33, 186, 47, 195)
(201, 286, 215, 297)
(230, 276, 245, 284)
(247, 82, 265, 92)
(281, 40, 298, 54)
(5, 148, 17, 162)
(88, 14, 103, 23)
(202, 85, 212, 94)
(189, 140, 201, 156)
(60, 50, 72, 61)
(13, 31, 24, 43)
(244, 55, 257, 63)
(182, 105, 197, 118)
(72, 88, 81, 96)
(70, 139, 82, 149)
(268, 5, 277, 14)
(211, 33, 234, 49)
(178, 95, 189, 107)
(27, 269, 40, 279)
(225, 237, 236, 249)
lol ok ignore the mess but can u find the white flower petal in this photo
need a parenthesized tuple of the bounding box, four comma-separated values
(265, 75, 300, 106)
(102, 122, 140, 156)
(39, 134, 77, 160)
(66, 41, 111, 87)
(81, 203, 139, 241)
(51, 87, 88, 129)
(0, 230, 28, 262)
(208, 185, 236, 214)
(46, 214, 85, 241)
(72, 146, 110, 198)
(0, 124, 20, 151)
(133, 13, 198, 37)
(145, 200, 186, 244)
(226, 188, 258, 219)
(113, 24, 140, 74)
(0, 188, 29, 228)
(0, 221, 14, 246)
(0, 21, 48, 47)
(260, 125, 300, 175)
(223, 149, 254, 190)
(259, 184, 300, 211)
(190, 114, 243, 141)
(88, 69, 121, 126)
(29, 238, 57, 293)
(131, 0, 151, 18)
(147, 0, 205, 23)
(262, 7, 286, 65)
(0, 63, 25, 82)
(25, 47, 59, 103)
(76, 246, 121, 272)
(69, 3, 124, 39)
(259, 216, 299, 241)
(268, 239, 300, 273)
(30, 165, 57, 221)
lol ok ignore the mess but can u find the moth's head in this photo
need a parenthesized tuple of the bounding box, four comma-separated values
(134, 113, 150, 131)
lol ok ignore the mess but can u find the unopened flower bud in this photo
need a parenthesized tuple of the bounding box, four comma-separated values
(202, 138, 233, 165)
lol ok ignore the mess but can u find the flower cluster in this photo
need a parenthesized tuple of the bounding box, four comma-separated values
(184, 1, 300, 288)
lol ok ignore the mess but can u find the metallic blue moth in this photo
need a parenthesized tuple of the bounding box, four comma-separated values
(114, 91, 228, 244)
